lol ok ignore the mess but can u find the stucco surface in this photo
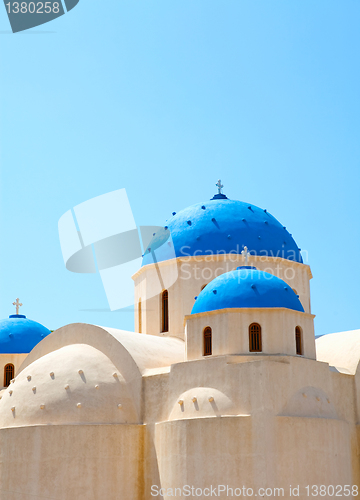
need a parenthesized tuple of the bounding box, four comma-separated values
(0, 424, 144, 500)
(19, 323, 185, 376)
(186, 307, 316, 360)
(101, 326, 185, 373)
(154, 415, 353, 499)
(15, 323, 185, 421)
(0, 354, 27, 389)
(0, 331, 358, 498)
(168, 387, 240, 420)
(0, 344, 139, 427)
(316, 329, 360, 374)
(134, 254, 312, 339)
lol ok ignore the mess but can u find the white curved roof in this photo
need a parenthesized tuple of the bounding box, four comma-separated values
(0, 344, 140, 428)
(316, 329, 360, 375)
(100, 326, 185, 374)
(16, 323, 185, 420)
(19, 323, 185, 377)
(168, 387, 243, 421)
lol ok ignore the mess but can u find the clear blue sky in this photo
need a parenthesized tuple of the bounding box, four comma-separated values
(0, 0, 359, 336)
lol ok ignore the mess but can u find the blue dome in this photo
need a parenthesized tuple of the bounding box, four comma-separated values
(191, 268, 304, 314)
(142, 197, 302, 266)
(0, 315, 51, 354)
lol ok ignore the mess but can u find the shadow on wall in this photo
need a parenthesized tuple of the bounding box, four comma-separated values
(168, 387, 248, 421)
(278, 386, 337, 419)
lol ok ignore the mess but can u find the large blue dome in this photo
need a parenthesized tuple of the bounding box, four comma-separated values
(0, 315, 51, 354)
(142, 197, 302, 266)
(191, 267, 304, 314)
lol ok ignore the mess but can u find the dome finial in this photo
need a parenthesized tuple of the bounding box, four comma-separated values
(241, 246, 250, 266)
(216, 179, 224, 195)
(12, 298, 23, 316)
(211, 179, 228, 200)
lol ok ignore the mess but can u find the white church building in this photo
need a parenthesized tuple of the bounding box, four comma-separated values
(0, 183, 359, 499)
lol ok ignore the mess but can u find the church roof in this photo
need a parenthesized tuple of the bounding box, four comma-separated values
(191, 267, 304, 314)
(0, 323, 185, 428)
(0, 315, 51, 354)
(316, 329, 360, 375)
(0, 344, 140, 428)
(142, 196, 302, 267)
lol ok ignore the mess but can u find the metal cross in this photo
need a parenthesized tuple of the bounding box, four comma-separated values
(241, 246, 250, 265)
(216, 179, 224, 194)
(12, 298, 23, 315)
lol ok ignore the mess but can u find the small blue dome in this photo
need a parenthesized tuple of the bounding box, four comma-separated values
(0, 315, 51, 354)
(142, 198, 302, 266)
(191, 268, 304, 314)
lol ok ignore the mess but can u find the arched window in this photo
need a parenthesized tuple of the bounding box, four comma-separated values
(249, 323, 262, 352)
(295, 326, 303, 355)
(203, 327, 212, 356)
(161, 290, 169, 332)
(138, 298, 142, 333)
(4, 364, 14, 388)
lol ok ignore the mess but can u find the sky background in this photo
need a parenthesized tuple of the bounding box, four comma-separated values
(0, 0, 359, 336)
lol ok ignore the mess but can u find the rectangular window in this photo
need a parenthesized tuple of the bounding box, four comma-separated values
(4, 364, 14, 387)
(203, 327, 212, 356)
(249, 323, 262, 352)
(161, 290, 169, 332)
(295, 327, 302, 355)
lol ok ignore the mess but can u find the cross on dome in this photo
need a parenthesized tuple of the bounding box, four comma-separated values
(241, 246, 250, 265)
(210, 179, 228, 200)
(12, 298, 23, 315)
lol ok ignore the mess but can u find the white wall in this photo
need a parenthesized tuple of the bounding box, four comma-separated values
(0, 424, 144, 500)
(185, 308, 316, 361)
(0, 354, 27, 390)
(133, 255, 312, 340)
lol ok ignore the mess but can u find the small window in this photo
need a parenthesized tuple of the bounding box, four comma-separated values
(201, 284, 207, 291)
(292, 288, 298, 296)
(203, 327, 212, 356)
(161, 290, 169, 332)
(138, 298, 142, 333)
(249, 323, 262, 352)
(295, 326, 303, 355)
(4, 364, 14, 388)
